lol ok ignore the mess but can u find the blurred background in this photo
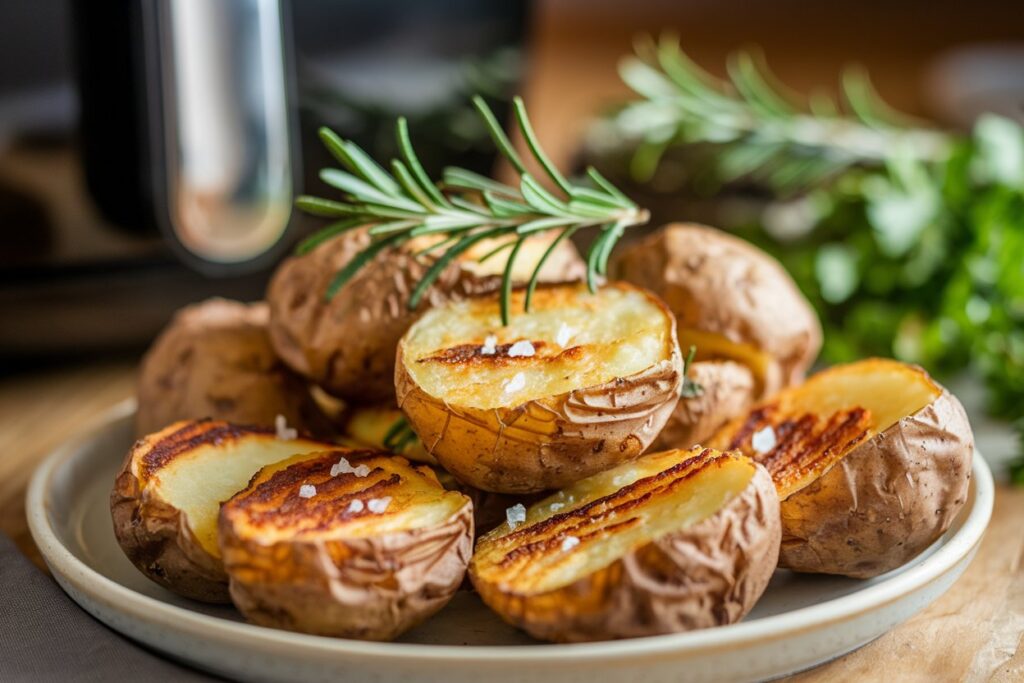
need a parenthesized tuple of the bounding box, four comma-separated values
(0, 0, 1021, 460)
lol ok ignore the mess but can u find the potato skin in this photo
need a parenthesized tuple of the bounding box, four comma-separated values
(470, 464, 780, 642)
(267, 229, 584, 403)
(219, 496, 473, 640)
(136, 298, 330, 438)
(613, 223, 821, 393)
(396, 352, 683, 494)
(111, 458, 230, 603)
(652, 359, 756, 450)
(779, 389, 973, 578)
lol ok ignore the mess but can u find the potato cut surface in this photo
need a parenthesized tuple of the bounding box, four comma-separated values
(401, 282, 675, 409)
(676, 328, 774, 391)
(221, 452, 468, 543)
(711, 358, 941, 498)
(134, 421, 334, 558)
(473, 447, 755, 593)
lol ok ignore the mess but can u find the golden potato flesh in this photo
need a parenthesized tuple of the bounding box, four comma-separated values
(396, 282, 683, 493)
(135, 298, 331, 438)
(219, 451, 472, 640)
(710, 358, 974, 577)
(470, 447, 780, 642)
(110, 420, 335, 602)
(266, 228, 585, 403)
(344, 405, 435, 465)
(613, 223, 822, 396)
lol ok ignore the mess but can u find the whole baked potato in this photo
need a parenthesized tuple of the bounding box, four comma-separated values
(267, 228, 585, 403)
(614, 223, 822, 448)
(219, 451, 473, 640)
(470, 446, 780, 642)
(710, 358, 974, 578)
(135, 298, 331, 438)
(395, 281, 683, 493)
(111, 420, 336, 602)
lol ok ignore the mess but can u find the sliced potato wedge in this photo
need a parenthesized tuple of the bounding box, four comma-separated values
(396, 282, 683, 493)
(710, 358, 974, 577)
(470, 446, 780, 642)
(110, 420, 335, 602)
(219, 451, 473, 640)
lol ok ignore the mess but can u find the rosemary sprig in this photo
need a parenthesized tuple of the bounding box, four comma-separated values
(593, 34, 951, 192)
(297, 96, 650, 325)
(382, 416, 420, 454)
(680, 345, 704, 398)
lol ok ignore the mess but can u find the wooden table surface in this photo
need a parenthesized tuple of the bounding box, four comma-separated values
(1, 360, 1022, 682)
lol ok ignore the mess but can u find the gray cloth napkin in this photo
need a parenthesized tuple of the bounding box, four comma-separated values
(0, 533, 224, 682)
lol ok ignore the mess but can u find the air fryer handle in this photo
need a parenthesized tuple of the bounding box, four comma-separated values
(143, 0, 299, 274)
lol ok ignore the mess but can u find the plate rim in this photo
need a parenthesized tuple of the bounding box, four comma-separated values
(26, 398, 995, 664)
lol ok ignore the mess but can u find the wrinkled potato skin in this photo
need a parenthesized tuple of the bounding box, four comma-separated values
(779, 390, 973, 578)
(396, 353, 683, 494)
(219, 502, 474, 640)
(471, 464, 780, 642)
(267, 229, 584, 403)
(613, 223, 821, 393)
(136, 298, 330, 438)
(111, 436, 230, 603)
(653, 359, 757, 451)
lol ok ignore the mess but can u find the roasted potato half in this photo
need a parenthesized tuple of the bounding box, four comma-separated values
(710, 358, 974, 578)
(396, 282, 684, 493)
(219, 451, 473, 640)
(267, 228, 585, 403)
(111, 420, 335, 602)
(135, 298, 331, 438)
(470, 446, 780, 642)
(614, 224, 822, 447)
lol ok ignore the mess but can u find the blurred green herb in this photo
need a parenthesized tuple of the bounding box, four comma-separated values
(382, 416, 419, 454)
(594, 34, 1024, 469)
(297, 96, 649, 326)
(681, 345, 704, 398)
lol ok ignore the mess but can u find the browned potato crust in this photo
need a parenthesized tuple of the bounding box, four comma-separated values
(470, 447, 780, 642)
(219, 452, 473, 640)
(396, 282, 683, 493)
(135, 298, 330, 438)
(652, 359, 757, 450)
(111, 420, 336, 602)
(710, 358, 974, 578)
(613, 223, 822, 395)
(266, 228, 585, 403)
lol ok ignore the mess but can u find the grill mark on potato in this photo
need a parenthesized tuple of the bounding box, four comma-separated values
(486, 450, 729, 573)
(140, 420, 275, 480)
(497, 517, 640, 571)
(417, 340, 587, 366)
(727, 406, 871, 496)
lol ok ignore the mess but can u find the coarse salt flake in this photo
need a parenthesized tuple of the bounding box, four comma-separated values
(275, 414, 298, 441)
(556, 323, 575, 348)
(298, 484, 316, 499)
(331, 457, 370, 478)
(549, 502, 564, 512)
(561, 536, 580, 552)
(367, 497, 392, 514)
(506, 503, 527, 529)
(347, 499, 364, 514)
(503, 372, 526, 394)
(752, 426, 777, 454)
(508, 340, 535, 357)
(481, 334, 498, 355)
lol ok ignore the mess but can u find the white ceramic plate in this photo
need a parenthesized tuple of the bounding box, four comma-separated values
(27, 400, 993, 683)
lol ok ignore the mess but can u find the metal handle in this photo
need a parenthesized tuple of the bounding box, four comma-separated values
(145, 0, 297, 271)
